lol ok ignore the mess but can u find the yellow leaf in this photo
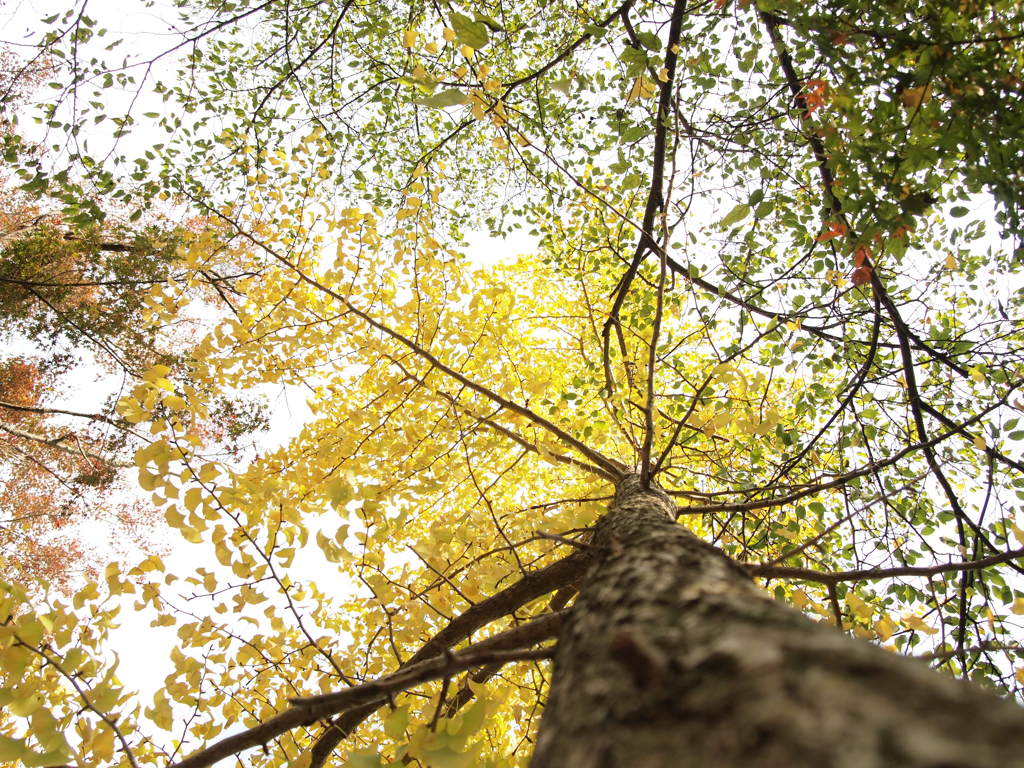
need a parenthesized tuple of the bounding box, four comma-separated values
(425, 42, 439, 54)
(443, 27, 456, 42)
(845, 591, 873, 620)
(901, 614, 939, 635)
(945, 253, 957, 270)
(1017, 667, 1024, 685)
(470, 96, 486, 121)
(198, 462, 220, 482)
(626, 77, 641, 103)
(460, 45, 474, 59)
(184, 487, 202, 512)
(777, 526, 799, 541)
(402, 29, 417, 48)
(657, 67, 670, 83)
(1011, 521, 1024, 547)
(91, 725, 115, 762)
(142, 364, 172, 382)
(626, 76, 657, 103)
(164, 394, 187, 410)
(974, 434, 988, 451)
(970, 367, 985, 382)
(0, 735, 28, 763)
(165, 507, 186, 528)
(874, 616, 897, 641)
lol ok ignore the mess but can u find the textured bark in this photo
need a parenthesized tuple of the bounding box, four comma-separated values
(531, 476, 1024, 768)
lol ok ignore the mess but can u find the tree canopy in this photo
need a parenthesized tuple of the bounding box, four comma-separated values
(2, 0, 1024, 766)
(0, 52, 268, 586)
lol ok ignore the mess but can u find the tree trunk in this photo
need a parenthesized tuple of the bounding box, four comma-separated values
(531, 476, 1024, 768)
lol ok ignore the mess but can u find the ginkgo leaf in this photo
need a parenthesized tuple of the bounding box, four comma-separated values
(347, 749, 383, 768)
(164, 394, 187, 410)
(902, 614, 939, 635)
(1011, 521, 1024, 547)
(636, 31, 662, 51)
(383, 706, 410, 739)
(874, 616, 897, 641)
(0, 736, 27, 763)
(791, 589, 812, 610)
(845, 591, 873, 620)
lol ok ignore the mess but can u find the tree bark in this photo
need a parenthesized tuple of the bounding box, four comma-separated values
(531, 475, 1024, 768)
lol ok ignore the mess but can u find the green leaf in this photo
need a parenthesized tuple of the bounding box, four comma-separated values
(347, 750, 382, 768)
(619, 125, 649, 143)
(621, 172, 646, 190)
(473, 12, 503, 32)
(423, 744, 475, 768)
(10, 693, 44, 717)
(950, 206, 969, 218)
(415, 89, 468, 109)
(450, 13, 490, 49)
(23, 747, 74, 768)
(383, 706, 410, 739)
(720, 203, 751, 228)
(551, 78, 572, 96)
(0, 735, 27, 762)
(636, 31, 662, 51)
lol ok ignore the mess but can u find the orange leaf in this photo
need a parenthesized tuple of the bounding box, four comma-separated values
(816, 221, 848, 242)
(802, 79, 829, 118)
(853, 245, 871, 268)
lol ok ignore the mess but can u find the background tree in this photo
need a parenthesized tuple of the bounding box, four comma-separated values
(0, 50, 270, 587)
(1, 0, 1024, 766)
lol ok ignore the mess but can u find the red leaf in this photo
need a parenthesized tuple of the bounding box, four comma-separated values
(850, 265, 872, 286)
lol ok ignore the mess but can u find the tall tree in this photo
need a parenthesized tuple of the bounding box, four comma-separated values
(2, 0, 1024, 766)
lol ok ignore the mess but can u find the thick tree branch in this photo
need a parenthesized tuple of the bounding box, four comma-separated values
(307, 551, 590, 766)
(168, 612, 565, 768)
